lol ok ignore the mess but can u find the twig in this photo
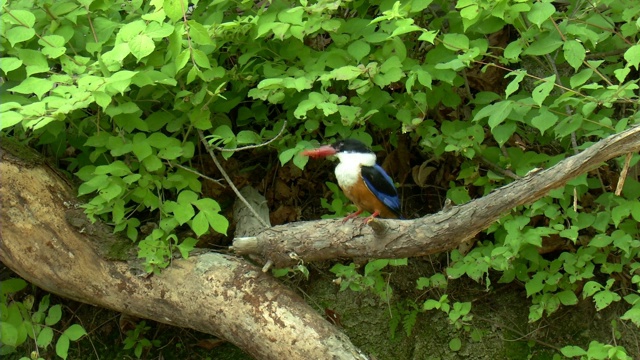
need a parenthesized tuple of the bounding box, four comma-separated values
(169, 162, 226, 188)
(479, 156, 520, 180)
(198, 130, 270, 229)
(615, 153, 633, 196)
(211, 120, 288, 152)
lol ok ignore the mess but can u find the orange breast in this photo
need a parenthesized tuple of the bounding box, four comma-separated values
(341, 176, 399, 219)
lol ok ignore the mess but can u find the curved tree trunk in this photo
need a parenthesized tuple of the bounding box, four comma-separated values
(0, 145, 368, 360)
(233, 125, 640, 267)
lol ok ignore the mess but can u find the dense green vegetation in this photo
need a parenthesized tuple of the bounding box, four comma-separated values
(1, 0, 639, 358)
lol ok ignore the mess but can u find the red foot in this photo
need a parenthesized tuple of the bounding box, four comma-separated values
(342, 210, 363, 223)
(363, 211, 380, 224)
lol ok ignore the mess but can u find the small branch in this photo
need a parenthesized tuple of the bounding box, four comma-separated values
(615, 153, 633, 196)
(198, 130, 270, 229)
(212, 120, 288, 152)
(169, 162, 226, 188)
(233, 125, 640, 267)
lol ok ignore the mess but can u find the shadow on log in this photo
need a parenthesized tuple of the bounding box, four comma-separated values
(0, 144, 368, 360)
(233, 125, 640, 267)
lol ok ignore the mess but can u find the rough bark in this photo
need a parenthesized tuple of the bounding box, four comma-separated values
(233, 125, 640, 267)
(0, 145, 368, 360)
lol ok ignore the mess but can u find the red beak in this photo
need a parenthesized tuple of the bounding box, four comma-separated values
(301, 145, 337, 159)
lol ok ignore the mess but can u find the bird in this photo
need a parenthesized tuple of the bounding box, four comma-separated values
(302, 139, 403, 223)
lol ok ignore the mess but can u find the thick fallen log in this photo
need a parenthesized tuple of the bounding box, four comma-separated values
(233, 125, 640, 267)
(0, 145, 368, 360)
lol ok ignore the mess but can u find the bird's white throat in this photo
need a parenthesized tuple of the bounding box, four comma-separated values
(334, 152, 376, 188)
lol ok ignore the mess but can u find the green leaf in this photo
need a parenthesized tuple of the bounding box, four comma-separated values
(36, 326, 54, 347)
(176, 237, 197, 258)
(364, 259, 389, 276)
(531, 108, 558, 135)
(331, 66, 363, 81)
(563, 40, 585, 71)
(561, 345, 587, 357)
(0, 321, 18, 346)
(527, 2, 556, 27)
(624, 44, 640, 70)
(556, 290, 578, 305)
(56, 334, 70, 359)
(187, 21, 212, 45)
(164, 0, 184, 22)
(45, 305, 62, 326)
(347, 40, 370, 61)
(129, 34, 155, 60)
(532, 75, 555, 106)
(620, 308, 640, 326)
(504, 71, 525, 98)
(491, 122, 516, 147)
(6, 9, 36, 27)
(191, 211, 209, 237)
(525, 272, 546, 296)
(488, 101, 513, 129)
(0, 57, 23, 73)
(449, 337, 462, 351)
(6, 26, 36, 47)
(9, 77, 54, 99)
(442, 33, 469, 51)
(0, 111, 24, 130)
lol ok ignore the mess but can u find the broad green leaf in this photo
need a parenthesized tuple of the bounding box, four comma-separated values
(561, 346, 587, 357)
(491, 122, 516, 147)
(531, 107, 558, 135)
(176, 237, 197, 258)
(192, 49, 211, 69)
(332, 66, 363, 80)
(0, 321, 18, 346)
(563, 40, 585, 71)
(556, 290, 578, 305)
(570, 69, 593, 88)
(347, 40, 370, 61)
(0, 111, 24, 130)
(504, 40, 523, 60)
(129, 34, 155, 60)
(45, 305, 62, 326)
(442, 33, 469, 51)
(56, 334, 70, 360)
(449, 337, 462, 351)
(63, 324, 86, 341)
(532, 75, 556, 106)
(9, 77, 53, 99)
(621, 308, 640, 326)
(504, 70, 525, 98)
(527, 2, 555, 27)
(487, 101, 513, 129)
(187, 21, 211, 45)
(0, 57, 22, 73)
(5, 9, 36, 27)
(624, 44, 640, 70)
(523, 37, 563, 56)
(191, 211, 209, 237)
(164, 0, 184, 22)
(364, 259, 389, 276)
(36, 326, 54, 347)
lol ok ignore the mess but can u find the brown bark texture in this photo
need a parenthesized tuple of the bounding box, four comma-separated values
(0, 146, 368, 360)
(233, 125, 640, 267)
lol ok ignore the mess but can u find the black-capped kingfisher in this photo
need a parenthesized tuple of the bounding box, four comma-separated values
(302, 139, 403, 222)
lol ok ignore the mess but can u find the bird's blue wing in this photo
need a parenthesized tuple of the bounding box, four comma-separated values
(361, 164, 402, 217)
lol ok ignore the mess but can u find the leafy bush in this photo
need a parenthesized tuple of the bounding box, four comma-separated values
(0, 278, 86, 359)
(2, 0, 639, 357)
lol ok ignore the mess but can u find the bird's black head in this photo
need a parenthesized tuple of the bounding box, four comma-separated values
(331, 139, 373, 154)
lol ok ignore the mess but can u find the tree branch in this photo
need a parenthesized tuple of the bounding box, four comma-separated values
(233, 125, 640, 267)
(0, 147, 368, 360)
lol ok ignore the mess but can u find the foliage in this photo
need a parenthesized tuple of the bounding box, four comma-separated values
(0, 278, 87, 359)
(1, 0, 639, 357)
(122, 320, 161, 358)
